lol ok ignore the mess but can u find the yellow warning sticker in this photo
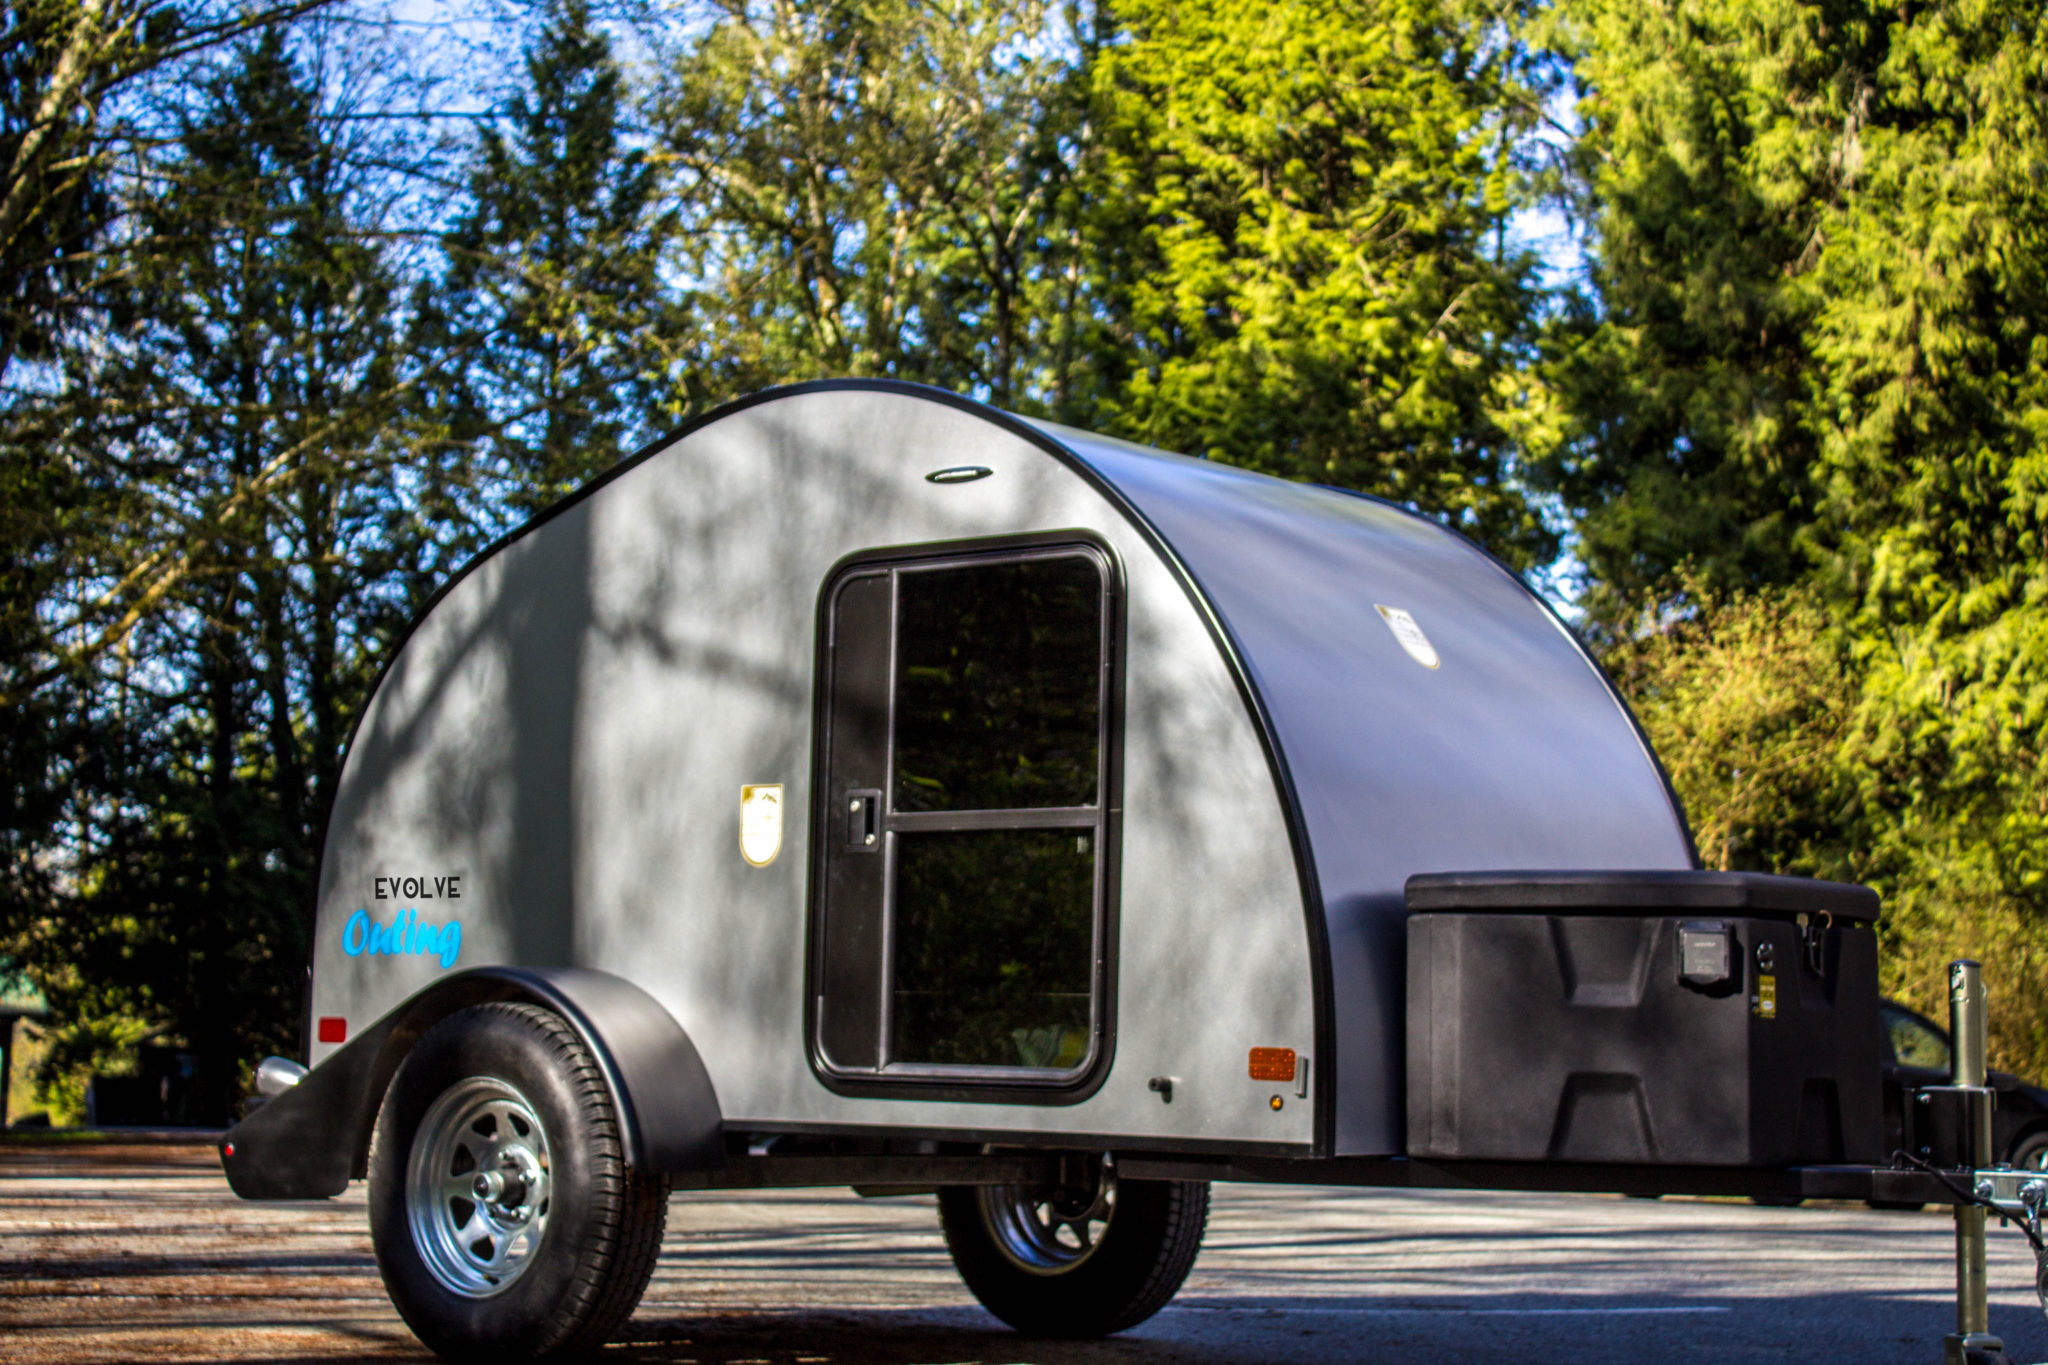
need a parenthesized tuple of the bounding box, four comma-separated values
(1753, 974, 1777, 1019)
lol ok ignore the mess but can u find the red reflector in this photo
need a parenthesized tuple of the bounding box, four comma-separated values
(317, 1016, 347, 1044)
(1248, 1047, 1297, 1083)
(223, 1142, 235, 1158)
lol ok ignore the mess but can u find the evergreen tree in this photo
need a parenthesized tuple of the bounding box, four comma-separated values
(444, 0, 689, 515)
(0, 0, 342, 383)
(1818, 0, 2048, 1057)
(8, 26, 448, 1115)
(0, 0, 115, 377)
(1533, 0, 1854, 614)
(1550, 0, 2048, 1064)
(660, 0, 1094, 413)
(1086, 0, 1561, 570)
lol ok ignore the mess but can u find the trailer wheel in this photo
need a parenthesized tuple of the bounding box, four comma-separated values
(2010, 1128, 2048, 1173)
(938, 1157, 1207, 1337)
(367, 1003, 668, 1363)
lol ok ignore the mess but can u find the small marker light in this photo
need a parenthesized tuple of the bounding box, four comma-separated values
(1270, 1095, 1284, 1111)
(317, 1016, 347, 1044)
(223, 1142, 235, 1158)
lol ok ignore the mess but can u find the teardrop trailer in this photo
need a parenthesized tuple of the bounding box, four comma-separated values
(221, 379, 2048, 1363)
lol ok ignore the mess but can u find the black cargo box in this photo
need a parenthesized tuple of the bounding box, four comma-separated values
(1405, 871, 1882, 1167)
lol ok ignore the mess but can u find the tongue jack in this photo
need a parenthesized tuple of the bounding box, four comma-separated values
(1942, 959, 2005, 1365)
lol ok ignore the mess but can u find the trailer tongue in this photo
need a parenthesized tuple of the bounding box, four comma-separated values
(1396, 872, 2048, 1365)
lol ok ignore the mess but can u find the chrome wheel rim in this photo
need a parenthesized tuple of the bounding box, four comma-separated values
(978, 1159, 1116, 1275)
(406, 1078, 552, 1297)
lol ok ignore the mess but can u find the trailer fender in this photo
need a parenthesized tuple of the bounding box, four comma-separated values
(221, 967, 723, 1200)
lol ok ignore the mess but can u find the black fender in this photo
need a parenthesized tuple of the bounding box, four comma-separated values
(221, 967, 723, 1200)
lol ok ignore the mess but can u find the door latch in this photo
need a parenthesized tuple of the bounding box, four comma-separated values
(845, 789, 881, 852)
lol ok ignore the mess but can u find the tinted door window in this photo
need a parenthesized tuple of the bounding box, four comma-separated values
(891, 828, 1095, 1067)
(893, 557, 1102, 812)
(814, 544, 1114, 1086)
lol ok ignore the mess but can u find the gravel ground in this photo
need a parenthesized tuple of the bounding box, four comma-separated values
(3, 1141, 2045, 1364)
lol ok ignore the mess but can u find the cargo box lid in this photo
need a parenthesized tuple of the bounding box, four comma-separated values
(1404, 869, 1878, 923)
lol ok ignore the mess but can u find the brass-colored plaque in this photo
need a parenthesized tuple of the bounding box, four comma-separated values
(739, 784, 784, 867)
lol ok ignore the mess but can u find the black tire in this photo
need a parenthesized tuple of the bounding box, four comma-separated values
(2008, 1128, 2048, 1174)
(368, 1003, 668, 1363)
(1749, 1194, 1805, 1207)
(1868, 1199, 1928, 1211)
(939, 1160, 1207, 1337)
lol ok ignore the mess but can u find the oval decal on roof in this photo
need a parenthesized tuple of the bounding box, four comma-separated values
(1374, 604, 1440, 670)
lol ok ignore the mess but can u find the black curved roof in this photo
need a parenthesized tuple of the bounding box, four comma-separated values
(1025, 415, 1697, 1154)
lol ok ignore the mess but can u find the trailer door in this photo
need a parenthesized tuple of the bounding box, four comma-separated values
(810, 539, 1120, 1098)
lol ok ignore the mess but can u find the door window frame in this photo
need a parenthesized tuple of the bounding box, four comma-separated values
(804, 532, 1125, 1103)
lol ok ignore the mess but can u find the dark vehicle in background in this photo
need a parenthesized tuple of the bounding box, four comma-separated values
(1881, 999, 2048, 1178)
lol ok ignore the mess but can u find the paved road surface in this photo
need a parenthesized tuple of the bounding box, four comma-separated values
(3, 1142, 2044, 1363)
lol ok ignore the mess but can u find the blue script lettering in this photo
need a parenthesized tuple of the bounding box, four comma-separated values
(342, 908, 463, 969)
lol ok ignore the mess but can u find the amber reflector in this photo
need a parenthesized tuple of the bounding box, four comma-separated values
(1248, 1047, 1296, 1082)
(317, 1016, 347, 1044)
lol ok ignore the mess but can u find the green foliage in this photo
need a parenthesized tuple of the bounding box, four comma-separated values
(1540, 0, 2048, 608)
(443, 0, 693, 512)
(659, 0, 1100, 413)
(1806, 3, 2048, 995)
(1531, 0, 1838, 612)
(0, 0, 344, 382)
(6, 0, 2042, 1111)
(1605, 579, 1859, 879)
(3, 25, 462, 1117)
(1611, 581, 2048, 1077)
(1089, 0, 1560, 568)
(15, 996, 154, 1124)
(1550, 0, 2048, 1066)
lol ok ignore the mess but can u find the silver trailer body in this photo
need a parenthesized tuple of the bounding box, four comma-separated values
(303, 381, 1693, 1157)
